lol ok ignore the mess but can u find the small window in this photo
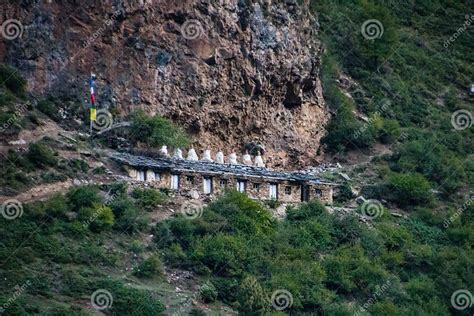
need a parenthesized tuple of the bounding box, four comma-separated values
(237, 180, 246, 193)
(186, 175, 195, 184)
(219, 179, 228, 188)
(285, 186, 292, 195)
(315, 188, 322, 197)
(203, 177, 212, 194)
(253, 183, 260, 192)
(137, 170, 145, 181)
(170, 174, 179, 190)
(269, 183, 278, 199)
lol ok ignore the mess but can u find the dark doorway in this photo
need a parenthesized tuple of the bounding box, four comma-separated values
(301, 185, 310, 202)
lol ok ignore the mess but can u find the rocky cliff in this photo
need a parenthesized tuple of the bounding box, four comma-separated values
(0, 0, 329, 169)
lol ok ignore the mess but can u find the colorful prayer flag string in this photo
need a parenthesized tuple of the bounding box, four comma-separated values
(90, 73, 97, 122)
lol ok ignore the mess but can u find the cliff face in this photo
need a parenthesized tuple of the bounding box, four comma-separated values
(0, 0, 329, 169)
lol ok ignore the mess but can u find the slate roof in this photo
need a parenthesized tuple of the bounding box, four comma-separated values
(111, 152, 335, 185)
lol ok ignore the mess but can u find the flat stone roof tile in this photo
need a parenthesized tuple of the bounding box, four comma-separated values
(111, 152, 336, 185)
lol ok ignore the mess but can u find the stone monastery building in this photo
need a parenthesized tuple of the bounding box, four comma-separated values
(112, 147, 335, 204)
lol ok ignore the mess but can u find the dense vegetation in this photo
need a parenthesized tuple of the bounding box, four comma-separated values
(129, 110, 190, 149)
(0, 184, 168, 315)
(317, 0, 473, 197)
(155, 191, 472, 315)
(3, 188, 471, 315)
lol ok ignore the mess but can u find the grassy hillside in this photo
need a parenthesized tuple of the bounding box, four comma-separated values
(3, 188, 471, 314)
(315, 0, 473, 198)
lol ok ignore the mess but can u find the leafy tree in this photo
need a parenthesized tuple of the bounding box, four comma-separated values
(237, 276, 270, 315)
(130, 110, 190, 148)
(199, 281, 218, 303)
(133, 255, 162, 278)
(66, 185, 102, 210)
(387, 172, 432, 206)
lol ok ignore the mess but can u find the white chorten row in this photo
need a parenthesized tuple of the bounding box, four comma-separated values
(159, 146, 265, 167)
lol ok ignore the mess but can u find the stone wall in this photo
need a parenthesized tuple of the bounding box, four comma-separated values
(125, 166, 334, 204)
(309, 184, 333, 204)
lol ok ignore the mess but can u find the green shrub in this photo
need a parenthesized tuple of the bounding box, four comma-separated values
(387, 172, 432, 207)
(189, 308, 207, 316)
(199, 281, 218, 303)
(204, 190, 275, 236)
(67, 159, 89, 173)
(264, 198, 280, 209)
(27, 142, 57, 168)
(335, 182, 355, 203)
(0, 64, 26, 97)
(133, 255, 162, 278)
(131, 187, 167, 211)
(236, 276, 269, 315)
(129, 240, 145, 253)
(130, 110, 190, 148)
(92, 279, 165, 315)
(322, 101, 376, 153)
(45, 305, 89, 316)
(40, 171, 67, 183)
(379, 119, 401, 144)
(163, 243, 187, 266)
(43, 193, 69, 218)
(0, 90, 16, 107)
(78, 204, 115, 232)
(286, 200, 327, 221)
(110, 197, 149, 233)
(37, 99, 59, 121)
(107, 181, 128, 196)
(66, 186, 102, 210)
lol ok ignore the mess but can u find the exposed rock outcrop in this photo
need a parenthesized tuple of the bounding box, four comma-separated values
(1, 0, 329, 168)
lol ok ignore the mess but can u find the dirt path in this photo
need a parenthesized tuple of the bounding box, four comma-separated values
(0, 180, 74, 204)
(1, 119, 63, 154)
